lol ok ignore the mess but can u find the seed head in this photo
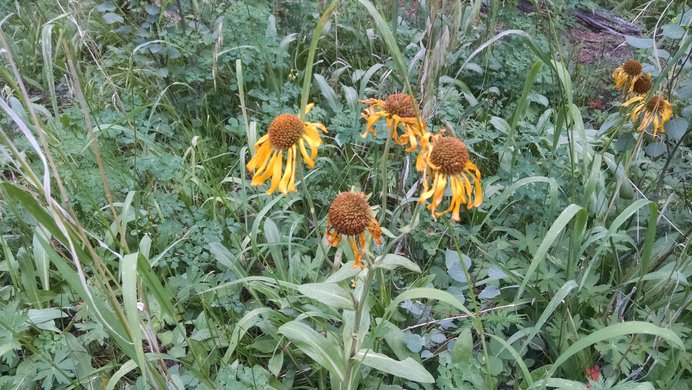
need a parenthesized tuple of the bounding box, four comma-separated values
(384, 93, 417, 118)
(632, 76, 651, 95)
(429, 137, 469, 175)
(328, 192, 372, 236)
(646, 96, 665, 112)
(622, 59, 642, 76)
(268, 114, 304, 149)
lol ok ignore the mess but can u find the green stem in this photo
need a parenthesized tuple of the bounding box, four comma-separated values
(297, 162, 330, 272)
(342, 261, 376, 390)
(445, 217, 492, 387)
(378, 134, 394, 225)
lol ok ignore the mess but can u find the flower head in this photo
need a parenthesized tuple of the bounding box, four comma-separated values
(246, 104, 327, 194)
(622, 94, 673, 137)
(360, 93, 427, 152)
(418, 133, 482, 221)
(585, 365, 601, 388)
(613, 59, 643, 92)
(325, 192, 382, 269)
(631, 74, 652, 95)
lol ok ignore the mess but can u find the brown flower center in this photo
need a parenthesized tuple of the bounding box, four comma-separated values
(646, 96, 665, 113)
(383, 93, 417, 118)
(632, 76, 651, 95)
(623, 59, 642, 76)
(268, 114, 304, 149)
(429, 137, 469, 175)
(328, 192, 372, 236)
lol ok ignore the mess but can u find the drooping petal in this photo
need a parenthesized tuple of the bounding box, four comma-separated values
(288, 145, 298, 192)
(254, 134, 269, 151)
(279, 147, 294, 194)
(348, 236, 364, 269)
(367, 218, 382, 245)
(247, 141, 272, 172)
(251, 151, 279, 186)
(266, 150, 284, 194)
(299, 139, 314, 168)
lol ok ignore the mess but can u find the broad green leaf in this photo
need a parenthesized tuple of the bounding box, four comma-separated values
(375, 254, 421, 272)
(452, 328, 473, 364)
(625, 35, 654, 48)
(27, 308, 67, 332)
(298, 283, 354, 310)
(278, 321, 346, 381)
(389, 288, 472, 316)
(326, 261, 363, 283)
(122, 253, 147, 386)
(665, 118, 688, 141)
(354, 350, 434, 383)
(314, 74, 341, 112)
(376, 318, 416, 361)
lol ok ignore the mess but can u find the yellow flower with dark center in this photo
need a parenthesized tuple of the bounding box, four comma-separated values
(325, 192, 382, 269)
(418, 134, 483, 221)
(360, 93, 427, 152)
(622, 95, 673, 137)
(246, 104, 327, 194)
(613, 59, 643, 92)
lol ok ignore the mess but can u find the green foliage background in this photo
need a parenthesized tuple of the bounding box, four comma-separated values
(0, 0, 690, 389)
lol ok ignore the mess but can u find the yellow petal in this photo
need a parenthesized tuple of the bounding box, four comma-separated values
(279, 147, 293, 194)
(266, 150, 283, 194)
(299, 139, 314, 168)
(288, 146, 298, 192)
(251, 151, 278, 186)
(304, 102, 315, 115)
(247, 141, 272, 172)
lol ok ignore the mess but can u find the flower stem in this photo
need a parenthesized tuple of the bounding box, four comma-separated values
(296, 161, 330, 270)
(342, 261, 375, 390)
(378, 134, 393, 225)
(445, 217, 493, 387)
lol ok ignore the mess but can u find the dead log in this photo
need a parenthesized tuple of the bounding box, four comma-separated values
(573, 7, 641, 36)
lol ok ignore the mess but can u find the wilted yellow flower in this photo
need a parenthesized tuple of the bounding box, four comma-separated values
(246, 104, 327, 194)
(631, 74, 652, 96)
(325, 192, 382, 269)
(418, 134, 482, 221)
(613, 59, 644, 92)
(361, 93, 427, 152)
(622, 95, 673, 137)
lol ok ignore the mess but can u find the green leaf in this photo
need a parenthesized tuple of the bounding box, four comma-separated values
(354, 350, 434, 383)
(299, 1, 339, 115)
(102, 12, 124, 24)
(27, 308, 67, 332)
(544, 321, 684, 379)
(665, 118, 688, 141)
(452, 328, 473, 364)
(516, 205, 583, 300)
(644, 142, 666, 158)
(375, 254, 421, 272)
(222, 308, 274, 364)
(122, 253, 147, 386)
(389, 287, 472, 316)
(298, 283, 354, 310)
(278, 320, 346, 381)
(625, 35, 654, 48)
(314, 74, 341, 112)
(661, 23, 685, 39)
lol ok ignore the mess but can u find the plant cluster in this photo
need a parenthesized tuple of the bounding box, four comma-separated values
(0, 0, 690, 389)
